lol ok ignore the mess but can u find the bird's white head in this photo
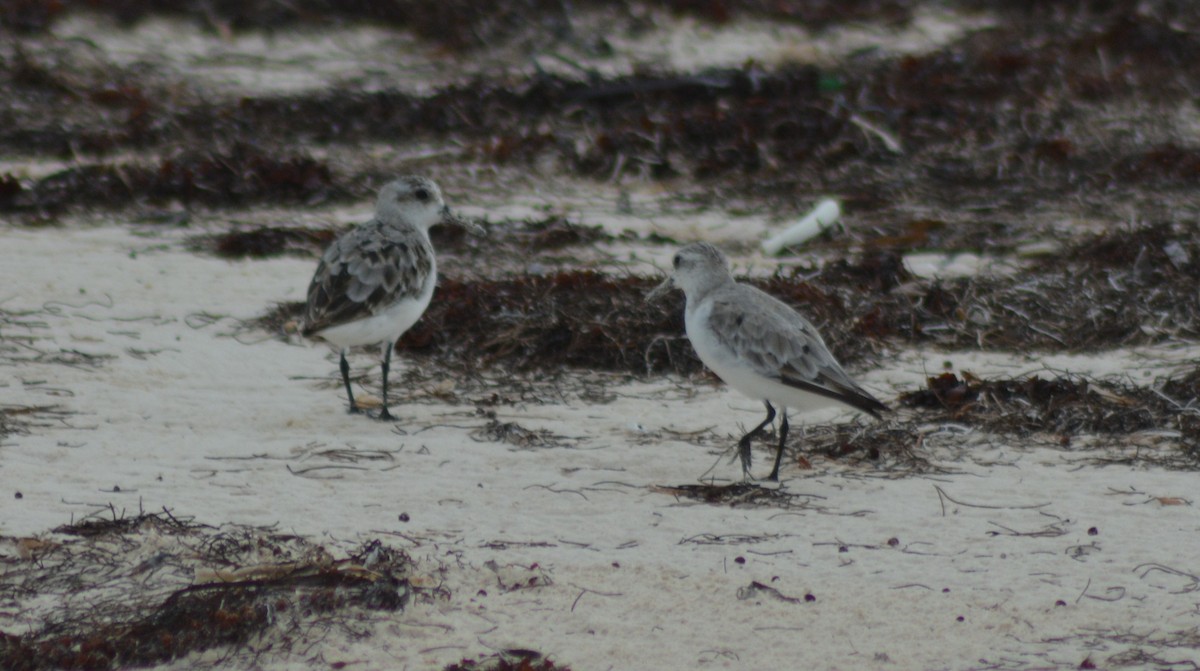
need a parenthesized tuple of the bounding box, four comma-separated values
(647, 241, 732, 302)
(375, 176, 484, 234)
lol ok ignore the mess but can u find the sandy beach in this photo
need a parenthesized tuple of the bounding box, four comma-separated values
(4, 3, 1200, 670)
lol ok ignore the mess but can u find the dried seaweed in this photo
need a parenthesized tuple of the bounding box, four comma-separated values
(470, 414, 580, 450)
(0, 511, 415, 671)
(189, 225, 339, 259)
(901, 371, 1200, 455)
(661, 0, 912, 27)
(653, 482, 822, 508)
(191, 215, 608, 260)
(798, 423, 933, 471)
(257, 272, 699, 375)
(256, 223, 1200, 378)
(1046, 221, 1200, 276)
(2, 0, 913, 43)
(7, 144, 347, 215)
(2, 0, 575, 46)
(444, 649, 569, 671)
(726, 368, 1200, 481)
(476, 215, 609, 251)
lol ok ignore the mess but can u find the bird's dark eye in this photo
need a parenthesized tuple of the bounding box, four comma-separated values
(414, 188, 430, 202)
(672, 254, 682, 268)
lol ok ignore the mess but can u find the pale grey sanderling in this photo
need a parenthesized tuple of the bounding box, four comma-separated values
(648, 242, 888, 480)
(302, 176, 483, 420)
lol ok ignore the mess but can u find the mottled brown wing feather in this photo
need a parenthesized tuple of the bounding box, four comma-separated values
(302, 221, 433, 336)
(707, 285, 887, 417)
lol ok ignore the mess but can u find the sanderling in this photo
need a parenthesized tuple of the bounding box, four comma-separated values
(302, 176, 482, 420)
(649, 242, 887, 480)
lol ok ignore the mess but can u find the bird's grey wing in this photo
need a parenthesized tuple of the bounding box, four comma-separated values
(303, 223, 432, 336)
(708, 287, 887, 417)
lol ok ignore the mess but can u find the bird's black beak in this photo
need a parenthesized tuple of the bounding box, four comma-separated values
(646, 275, 675, 301)
(441, 206, 485, 236)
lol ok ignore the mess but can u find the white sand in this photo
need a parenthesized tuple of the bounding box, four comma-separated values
(3, 219, 1199, 670)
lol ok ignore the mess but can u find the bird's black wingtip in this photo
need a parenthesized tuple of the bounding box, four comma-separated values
(840, 390, 890, 421)
(864, 399, 890, 421)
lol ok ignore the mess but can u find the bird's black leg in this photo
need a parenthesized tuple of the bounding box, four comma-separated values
(736, 401, 776, 478)
(377, 341, 395, 421)
(767, 409, 790, 481)
(340, 350, 361, 414)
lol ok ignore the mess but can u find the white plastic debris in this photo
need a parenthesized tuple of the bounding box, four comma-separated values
(1163, 241, 1190, 269)
(761, 199, 841, 256)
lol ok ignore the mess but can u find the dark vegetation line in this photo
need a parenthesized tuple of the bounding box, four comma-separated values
(2, 1, 1199, 217)
(1, 1, 923, 42)
(243, 223, 1200, 386)
(248, 220, 1200, 375)
(901, 370, 1200, 440)
(404, 260, 1200, 369)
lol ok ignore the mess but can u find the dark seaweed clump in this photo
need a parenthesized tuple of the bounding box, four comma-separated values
(444, 650, 570, 671)
(192, 225, 338, 259)
(901, 371, 1199, 443)
(0, 511, 413, 671)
